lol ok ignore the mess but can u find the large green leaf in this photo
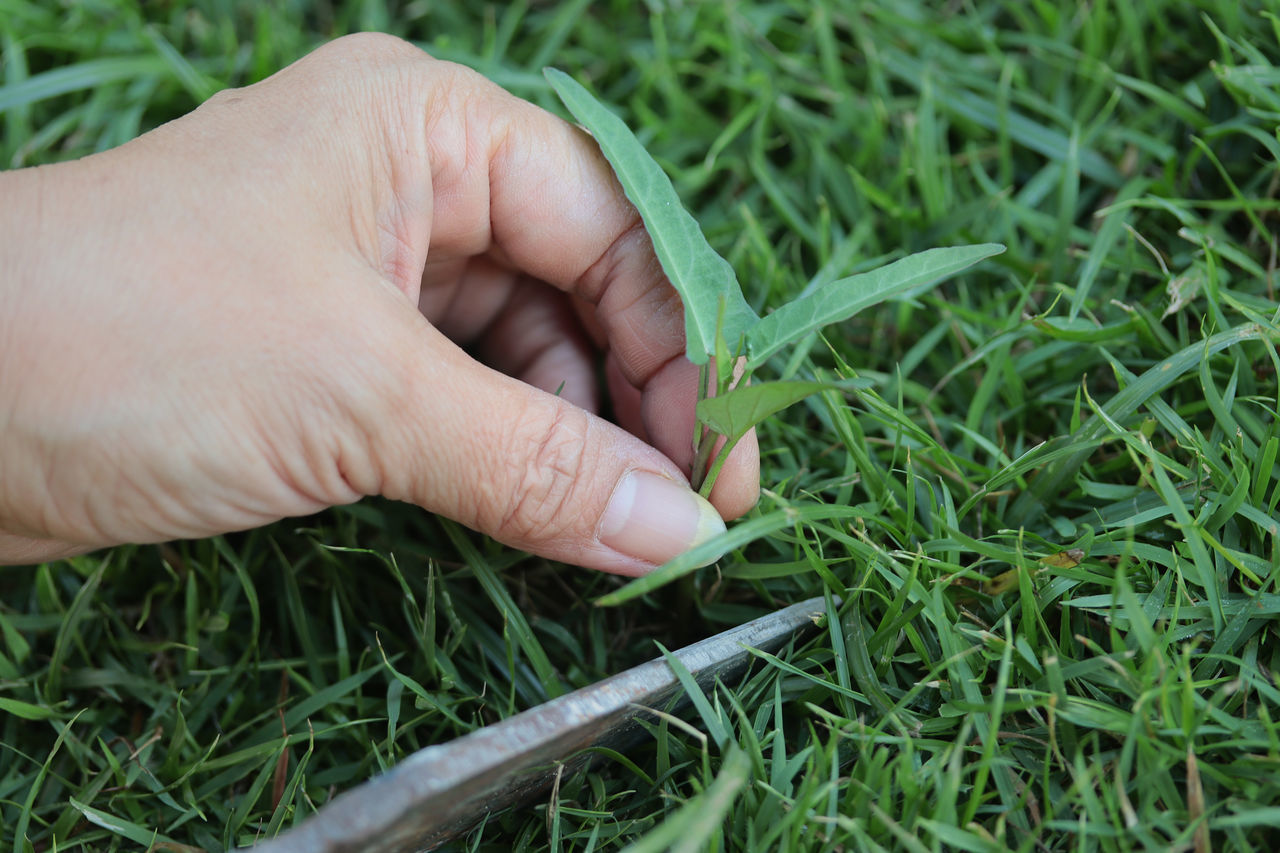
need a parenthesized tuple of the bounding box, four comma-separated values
(745, 243, 1006, 368)
(696, 379, 871, 443)
(545, 68, 759, 363)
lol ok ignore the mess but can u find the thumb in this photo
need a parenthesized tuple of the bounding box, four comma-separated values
(373, 320, 725, 577)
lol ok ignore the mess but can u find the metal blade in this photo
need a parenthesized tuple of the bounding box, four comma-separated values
(243, 596, 828, 853)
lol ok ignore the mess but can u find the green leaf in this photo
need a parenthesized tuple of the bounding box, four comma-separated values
(745, 244, 1006, 368)
(0, 696, 58, 720)
(697, 379, 871, 443)
(656, 642, 729, 749)
(545, 68, 759, 363)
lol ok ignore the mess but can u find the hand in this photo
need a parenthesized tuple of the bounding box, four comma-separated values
(0, 34, 758, 575)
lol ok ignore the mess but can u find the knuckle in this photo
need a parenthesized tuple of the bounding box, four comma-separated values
(293, 34, 434, 102)
(317, 32, 424, 65)
(491, 401, 592, 546)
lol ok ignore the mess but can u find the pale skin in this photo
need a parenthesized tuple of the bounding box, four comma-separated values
(0, 34, 758, 576)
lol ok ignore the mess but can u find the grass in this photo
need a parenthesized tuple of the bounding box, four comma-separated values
(2, 0, 1279, 850)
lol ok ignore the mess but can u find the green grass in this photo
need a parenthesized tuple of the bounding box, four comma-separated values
(3, 0, 1280, 850)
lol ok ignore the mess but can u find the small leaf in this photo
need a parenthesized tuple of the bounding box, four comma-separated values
(545, 68, 759, 363)
(696, 379, 871, 443)
(746, 244, 1005, 368)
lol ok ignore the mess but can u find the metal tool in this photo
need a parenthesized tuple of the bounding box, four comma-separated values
(243, 596, 828, 853)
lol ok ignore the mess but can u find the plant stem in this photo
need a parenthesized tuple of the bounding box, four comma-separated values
(690, 429, 718, 493)
(690, 362, 715, 492)
(698, 435, 740, 499)
(691, 356, 750, 495)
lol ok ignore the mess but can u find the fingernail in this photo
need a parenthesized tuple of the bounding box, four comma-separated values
(600, 471, 725, 566)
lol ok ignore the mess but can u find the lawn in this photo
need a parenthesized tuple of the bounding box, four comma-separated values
(3, 0, 1279, 850)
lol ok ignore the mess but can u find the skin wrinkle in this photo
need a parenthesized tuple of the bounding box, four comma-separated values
(58, 443, 142, 544)
(309, 280, 422, 503)
(423, 64, 495, 259)
(334, 97, 398, 281)
(602, 281, 687, 385)
(493, 399, 592, 546)
(572, 218, 649, 305)
(483, 82, 631, 293)
(369, 66, 433, 295)
(483, 99, 519, 268)
(377, 173, 427, 293)
(0, 437, 61, 541)
(240, 383, 355, 513)
(0, 532, 82, 564)
(211, 359, 365, 527)
(322, 353, 397, 503)
(571, 223, 687, 385)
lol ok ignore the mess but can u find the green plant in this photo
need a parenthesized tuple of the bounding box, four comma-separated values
(546, 68, 1003, 597)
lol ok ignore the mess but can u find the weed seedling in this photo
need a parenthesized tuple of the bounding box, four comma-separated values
(546, 69, 1003, 598)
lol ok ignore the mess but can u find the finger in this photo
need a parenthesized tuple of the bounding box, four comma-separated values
(366, 309, 725, 577)
(477, 279, 599, 413)
(420, 255, 518, 342)
(416, 59, 758, 512)
(572, 293, 608, 350)
(639, 357, 760, 521)
(417, 65, 683, 411)
(709, 429, 760, 516)
(605, 351, 647, 442)
(0, 531, 91, 565)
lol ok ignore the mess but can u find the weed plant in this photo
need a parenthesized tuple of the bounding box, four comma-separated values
(2, 1, 1279, 850)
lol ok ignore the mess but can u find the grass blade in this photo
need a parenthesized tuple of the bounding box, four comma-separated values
(0, 56, 169, 112)
(596, 503, 870, 606)
(69, 797, 175, 848)
(620, 747, 751, 853)
(1010, 322, 1280, 526)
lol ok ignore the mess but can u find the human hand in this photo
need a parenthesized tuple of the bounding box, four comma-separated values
(0, 34, 758, 575)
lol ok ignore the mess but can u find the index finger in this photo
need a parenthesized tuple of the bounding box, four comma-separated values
(415, 57, 759, 518)
(419, 60, 684, 385)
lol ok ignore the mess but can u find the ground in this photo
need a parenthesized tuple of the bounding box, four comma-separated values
(2, 1, 1279, 850)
